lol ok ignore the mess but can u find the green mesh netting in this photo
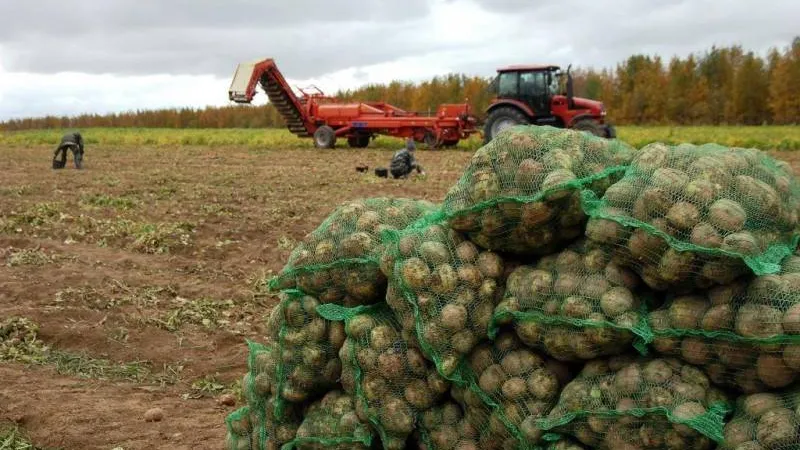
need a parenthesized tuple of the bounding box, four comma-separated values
(542, 436, 589, 450)
(281, 389, 375, 450)
(226, 406, 265, 450)
(383, 223, 514, 380)
(647, 254, 800, 394)
(582, 142, 800, 292)
(269, 289, 346, 416)
(268, 197, 437, 306)
(490, 238, 654, 361)
(538, 355, 732, 450)
(440, 331, 571, 450)
(242, 340, 278, 409)
(721, 390, 800, 450)
(437, 124, 634, 256)
(318, 303, 451, 450)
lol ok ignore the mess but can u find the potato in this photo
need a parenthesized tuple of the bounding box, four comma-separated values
(756, 407, 795, 448)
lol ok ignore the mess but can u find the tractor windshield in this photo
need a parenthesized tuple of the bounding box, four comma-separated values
(549, 69, 562, 95)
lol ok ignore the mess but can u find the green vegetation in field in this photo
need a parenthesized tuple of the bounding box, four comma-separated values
(6, 248, 55, 267)
(0, 422, 59, 450)
(0, 317, 183, 385)
(2, 125, 799, 150)
(144, 297, 240, 333)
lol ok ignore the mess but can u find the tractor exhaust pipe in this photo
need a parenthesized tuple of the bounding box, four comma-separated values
(566, 64, 575, 110)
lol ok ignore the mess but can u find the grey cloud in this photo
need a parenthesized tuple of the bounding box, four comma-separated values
(0, 0, 436, 78)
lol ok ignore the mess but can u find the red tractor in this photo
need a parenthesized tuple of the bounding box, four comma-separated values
(481, 64, 616, 144)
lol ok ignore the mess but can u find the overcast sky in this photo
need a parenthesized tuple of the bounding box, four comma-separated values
(0, 0, 797, 121)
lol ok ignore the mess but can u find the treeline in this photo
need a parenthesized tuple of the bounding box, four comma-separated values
(2, 39, 798, 131)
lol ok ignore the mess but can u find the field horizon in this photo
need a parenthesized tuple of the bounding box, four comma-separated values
(2, 124, 800, 151)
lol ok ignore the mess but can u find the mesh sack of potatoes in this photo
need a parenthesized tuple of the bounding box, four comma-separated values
(382, 223, 515, 380)
(415, 401, 484, 450)
(538, 355, 732, 450)
(236, 340, 305, 450)
(318, 303, 451, 450)
(721, 390, 800, 450)
(438, 124, 634, 256)
(268, 197, 438, 306)
(267, 289, 347, 419)
(241, 340, 278, 411)
(490, 238, 654, 362)
(225, 406, 268, 450)
(583, 142, 800, 292)
(647, 254, 800, 394)
(281, 389, 376, 450)
(440, 331, 571, 450)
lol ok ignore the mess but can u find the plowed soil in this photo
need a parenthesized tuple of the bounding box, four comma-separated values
(0, 145, 471, 450)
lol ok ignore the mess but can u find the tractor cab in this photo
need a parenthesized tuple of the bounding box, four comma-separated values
(490, 64, 563, 117)
(483, 63, 615, 143)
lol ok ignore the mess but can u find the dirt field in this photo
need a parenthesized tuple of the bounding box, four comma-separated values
(2, 144, 799, 450)
(0, 145, 475, 450)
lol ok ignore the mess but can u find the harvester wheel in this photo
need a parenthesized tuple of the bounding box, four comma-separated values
(347, 135, 370, 148)
(313, 125, 336, 148)
(423, 131, 439, 150)
(572, 118, 606, 137)
(483, 106, 530, 144)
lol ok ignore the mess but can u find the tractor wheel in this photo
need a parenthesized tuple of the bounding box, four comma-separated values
(572, 119, 606, 138)
(483, 106, 530, 144)
(313, 125, 336, 148)
(347, 135, 370, 148)
(423, 131, 439, 150)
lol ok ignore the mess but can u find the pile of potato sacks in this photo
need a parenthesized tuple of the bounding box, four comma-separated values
(226, 124, 800, 450)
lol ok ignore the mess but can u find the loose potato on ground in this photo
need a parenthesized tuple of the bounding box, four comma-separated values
(542, 355, 731, 450)
(647, 255, 800, 393)
(284, 390, 374, 450)
(584, 142, 800, 292)
(335, 305, 450, 450)
(269, 197, 437, 305)
(387, 226, 512, 378)
(721, 389, 800, 450)
(493, 239, 650, 362)
(441, 124, 634, 256)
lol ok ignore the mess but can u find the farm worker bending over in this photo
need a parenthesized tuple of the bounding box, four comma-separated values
(389, 138, 425, 179)
(53, 131, 85, 169)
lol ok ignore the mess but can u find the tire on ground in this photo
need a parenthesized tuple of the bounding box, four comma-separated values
(483, 106, 531, 144)
(314, 125, 337, 148)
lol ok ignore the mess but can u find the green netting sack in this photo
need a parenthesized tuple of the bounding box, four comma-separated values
(721, 390, 800, 450)
(265, 394, 304, 450)
(226, 406, 269, 450)
(539, 355, 732, 450)
(542, 437, 589, 450)
(267, 289, 346, 414)
(384, 223, 513, 379)
(442, 331, 571, 450)
(268, 197, 438, 306)
(490, 238, 654, 362)
(242, 340, 278, 409)
(319, 303, 451, 450)
(647, 254, 800, 394)
(438, 124, 634, 256)
(281, 389, 375, 450)
(583, 142, 800, 292)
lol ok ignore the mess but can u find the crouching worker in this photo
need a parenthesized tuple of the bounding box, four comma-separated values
(52, 131, 85, 169)
(389, 138, 425, 179)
